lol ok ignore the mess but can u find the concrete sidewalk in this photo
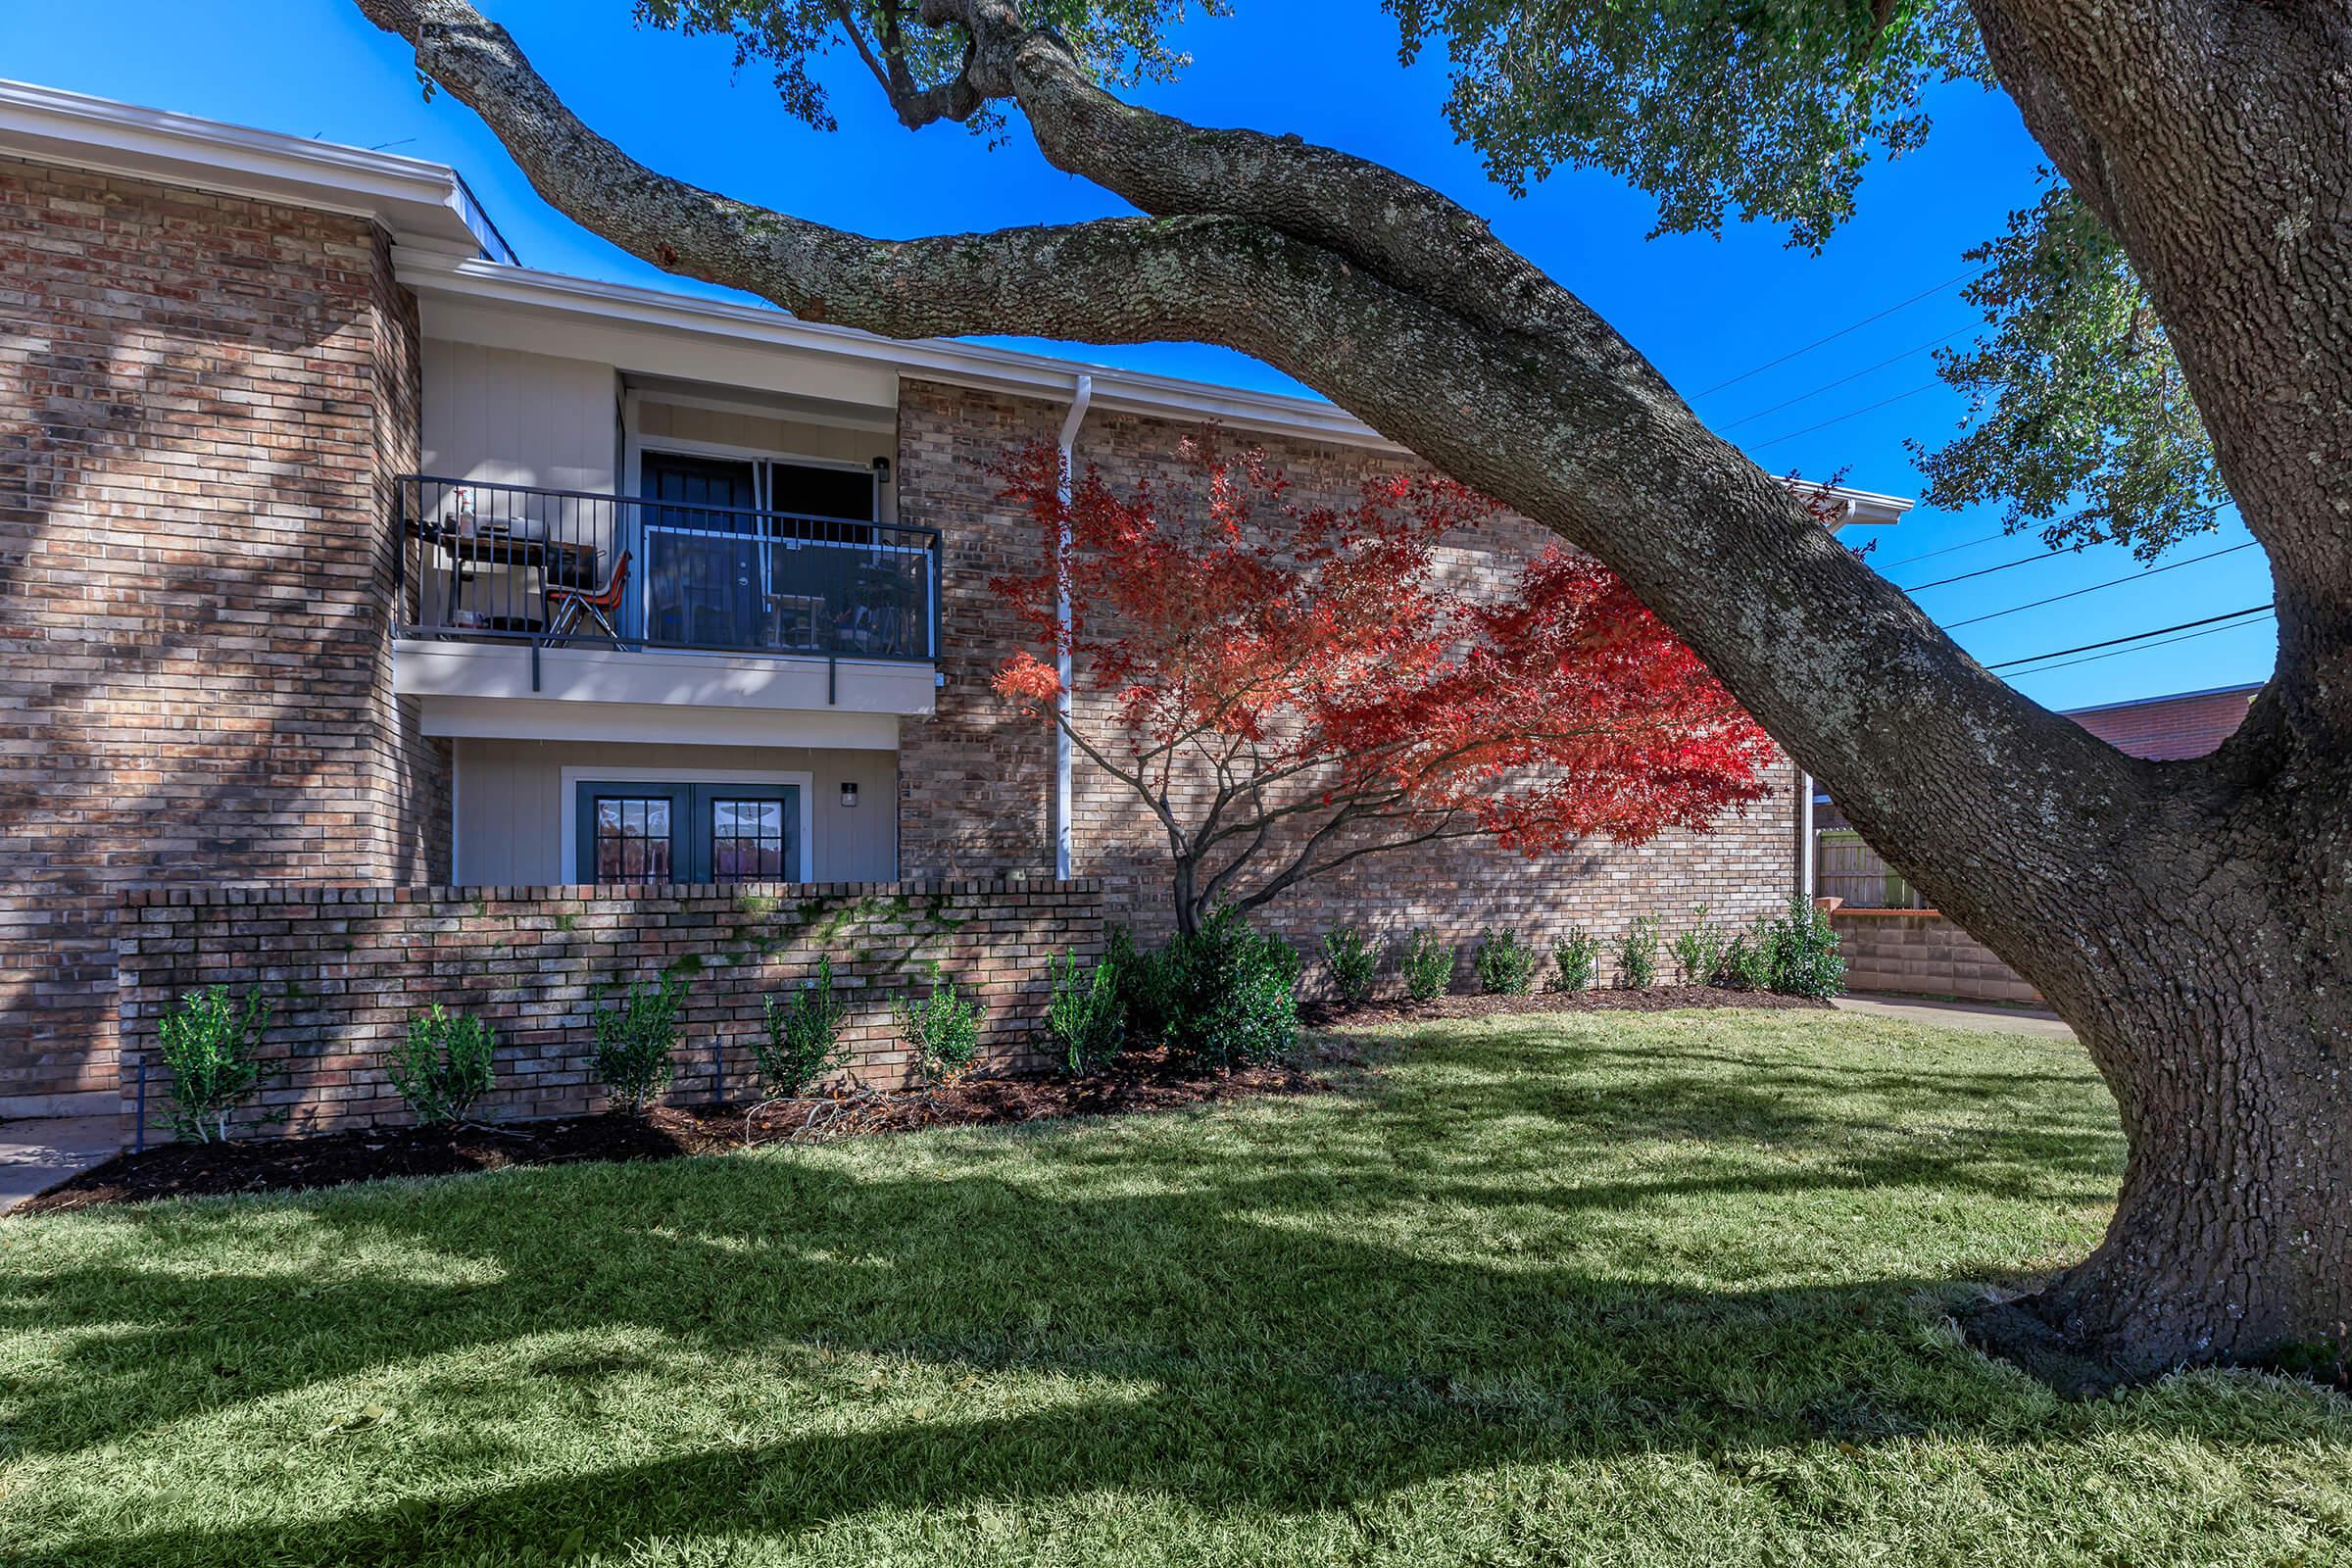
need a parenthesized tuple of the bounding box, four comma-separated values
(0, 1115, 122, 1213)
(1833, 992, 2076, 1040)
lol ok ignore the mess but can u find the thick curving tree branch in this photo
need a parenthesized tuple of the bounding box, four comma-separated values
(351, 0, 2176, 1037)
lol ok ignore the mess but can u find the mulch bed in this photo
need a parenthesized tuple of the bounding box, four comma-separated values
(19, 988, 1813, 1216)
(1299, 983, 1831, 1026)
(14, 1044, 1345, 1217)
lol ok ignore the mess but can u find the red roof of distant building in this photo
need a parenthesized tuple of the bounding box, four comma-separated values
(2065, 682, 2261, 760)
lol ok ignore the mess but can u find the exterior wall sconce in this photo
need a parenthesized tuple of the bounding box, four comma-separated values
(840, 782, 859, 808)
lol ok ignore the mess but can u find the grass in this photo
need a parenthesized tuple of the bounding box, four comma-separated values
(4, 1009, 2348, 1566)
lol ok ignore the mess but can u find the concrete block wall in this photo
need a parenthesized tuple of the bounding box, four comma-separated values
(1831, 909, 2044, 1005)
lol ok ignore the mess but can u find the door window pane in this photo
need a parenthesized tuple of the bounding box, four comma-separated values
(593, 797, 672, 885)
(710, 798, 788, 882)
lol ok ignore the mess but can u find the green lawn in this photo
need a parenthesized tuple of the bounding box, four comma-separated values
(5, 1010, 2348, 1567)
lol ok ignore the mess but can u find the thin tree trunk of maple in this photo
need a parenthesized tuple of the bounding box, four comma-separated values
(351, 0, 2352, 1379)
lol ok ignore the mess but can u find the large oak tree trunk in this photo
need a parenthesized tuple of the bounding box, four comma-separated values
(2029, 898, 2352, 1376)
(351, 0, 2352, 1380)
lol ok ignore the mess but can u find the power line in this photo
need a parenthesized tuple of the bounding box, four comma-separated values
(1694, 268, 1984, 398)
(1747, 382, 1941, 451)
(1882, 528, 2012, 568)
(1891, 501, 2242, 587)
(1984, 604, 2274, 669)
(1719, 328, 1972, 431)
(1902, 543, 2077, 592)
(1943, 541, 2261, 630)
(2002, 611, 2275, 677)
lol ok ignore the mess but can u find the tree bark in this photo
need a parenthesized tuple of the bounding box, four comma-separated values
(351, 0, 2352, 1379)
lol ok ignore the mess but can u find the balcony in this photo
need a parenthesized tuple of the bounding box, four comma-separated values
(392, 474, 940, 732)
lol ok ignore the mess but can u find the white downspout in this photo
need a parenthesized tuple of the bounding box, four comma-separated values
(1799, 768, 1817, 904)
(1054, 374, 1094, 882)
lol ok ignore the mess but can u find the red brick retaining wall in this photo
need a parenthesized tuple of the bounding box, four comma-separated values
(1831, 908, 2044, 1006)
(116, 880, 1102, 1140)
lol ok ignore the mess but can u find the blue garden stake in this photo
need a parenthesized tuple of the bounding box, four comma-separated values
(134, 1055, 148, 1154)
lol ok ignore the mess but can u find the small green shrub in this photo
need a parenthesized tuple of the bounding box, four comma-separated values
(1163, 908, 1299, 1069)
(592, 973, 689, 1113)
(1670, 905, 1729, 988)
(1473, 928, 1539, 995)
(755, 956, 851, 1100)
(1723, 917, 1777, 990)
(898, 961, 985, 1087)
(1046, 952, 1126, 1076)
(1400, 928, 1454, 1000)
(1769, 895, 1847, 999)
(156, 985, 272, 1143)
(1321, 926, 1384, 1005)
(1105, 924, 1175, 1044)
(1549, 929, 1599, 992)
(389, 1004, 497, 1126)
(1616, 913, 1661, 989)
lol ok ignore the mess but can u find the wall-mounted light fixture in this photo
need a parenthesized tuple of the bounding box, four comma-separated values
(840, 782, 859, 808)
(871, 456, 892, 484)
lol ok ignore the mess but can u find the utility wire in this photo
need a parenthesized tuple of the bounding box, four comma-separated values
(1902, 543, 2076, 592)
(1748, 382, 1943, 451)
(1943, 541, 2260, 630)
(1882, 528, 2012, 568)
(1888, 500, 2240, 578)
(2002, 611, 2275, 676)
(1719, 328, 1972, 431)
(1695, 268, 1984, 398)
(1984, 604, 2274, 669)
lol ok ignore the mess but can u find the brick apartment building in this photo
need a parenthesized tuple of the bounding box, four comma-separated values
(0, 81, 1915, 1123)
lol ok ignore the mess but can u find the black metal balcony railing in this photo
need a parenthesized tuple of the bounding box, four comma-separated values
(395, 474, 939, 662)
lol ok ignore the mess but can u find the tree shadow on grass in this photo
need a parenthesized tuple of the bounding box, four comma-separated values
(2, 1016, 2266, 1567)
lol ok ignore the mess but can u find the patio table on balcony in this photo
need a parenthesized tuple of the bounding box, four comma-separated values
(413, 520, 598, 633)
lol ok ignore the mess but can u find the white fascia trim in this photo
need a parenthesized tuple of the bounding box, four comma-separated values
(1819, 485, 1915, 526)
(0, 78, 487, 254)
(416, 695, 903, 751)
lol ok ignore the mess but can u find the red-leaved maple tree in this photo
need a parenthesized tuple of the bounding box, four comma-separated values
(991, 436, 1779, 936)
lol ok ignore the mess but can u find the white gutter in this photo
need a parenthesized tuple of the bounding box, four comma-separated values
(1054, 375, 1094, 881)
(0, 78, 494, 257)
(1799, 770, 1817, 904)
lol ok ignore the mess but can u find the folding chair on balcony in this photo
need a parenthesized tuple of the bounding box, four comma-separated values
(544, 550, 630, 648)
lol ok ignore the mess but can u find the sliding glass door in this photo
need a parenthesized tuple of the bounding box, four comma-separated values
(638, 449, 880, 651)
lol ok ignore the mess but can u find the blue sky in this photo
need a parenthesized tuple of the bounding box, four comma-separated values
(2, 0, 2277, 710)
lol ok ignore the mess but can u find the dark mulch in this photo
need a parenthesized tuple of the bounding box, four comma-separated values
(15, 1044, 1345, 1217)
(1300, 983, 1832, 1026)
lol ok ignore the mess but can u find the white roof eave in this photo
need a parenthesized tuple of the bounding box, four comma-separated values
(0, 77, 486, 255)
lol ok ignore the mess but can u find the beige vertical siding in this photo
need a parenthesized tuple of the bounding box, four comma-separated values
(420, 341, 617, 491)
(453, 738, 898, 885)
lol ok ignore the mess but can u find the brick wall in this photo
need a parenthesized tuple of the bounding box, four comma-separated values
(1831, 909, 2043, 1005)
(116, 879, 1102, 1139)
(895, 380, 1800, 989)
(0, 155, 444, 1110)
(2071, 684, 2258, 761)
